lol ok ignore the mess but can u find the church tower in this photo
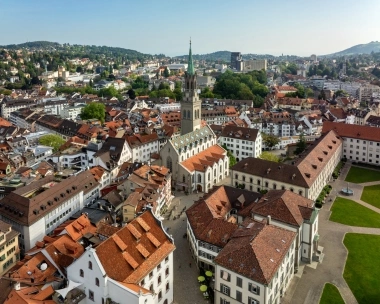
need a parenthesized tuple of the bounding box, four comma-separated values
(181, 40, 202, 135)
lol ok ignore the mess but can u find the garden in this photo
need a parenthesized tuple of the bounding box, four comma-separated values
(330, 197, 380, 228)
(319, 283, 344, 304)
(343, 234, 380, 304)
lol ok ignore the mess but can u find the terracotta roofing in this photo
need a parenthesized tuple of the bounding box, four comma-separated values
(181, 145, 226, 173)
(186, 186, 261, 247)
(0, 171, 99, 226)
(102, 189, 124, 208)
(214, 218, 296, 285)
(5, 287, 56, 304)
(97, 222, 121, 237)
(95, 210, 175, 283)
(125, 133, 159, 148)
(231, 158, 309, 188)
(221, 125, 259, 141)
(54, 214, 97, 241)
(252, 190, 313, 226)
(322, 121, 380, 142)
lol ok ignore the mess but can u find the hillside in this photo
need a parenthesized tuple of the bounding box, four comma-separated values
(327, 41, 380, 56)
(0, 41, 164, 60)
(174, 50, 275, 62)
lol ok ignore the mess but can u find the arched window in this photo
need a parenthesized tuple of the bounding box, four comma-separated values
(95, 278, 99, 286)
(299, 190, 303, 195)
(198, 174, 201, 183)
(88, 261, 92, 269)
(182, 175, 186, 183)
(282, 185, 286, 190)
(242, 175, 246, 182)
(187, 110, 191, 119)
(273, 184, 277, 190)
(166, 156, 172, 172)
(183, 110, 186, 119)
(265, 181, 268, 187)
(290, 188, 294, 192)
(80, 269, 84, 277)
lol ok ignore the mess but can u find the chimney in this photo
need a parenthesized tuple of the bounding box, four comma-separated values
(267, 215, 271, 225)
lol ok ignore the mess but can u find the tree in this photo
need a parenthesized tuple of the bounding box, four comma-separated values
(80, 102, 106, 123)
(259, 151, 280, 162)
(262, 133, 280, 149)
(127, 89, 136, 99)
(295, 132, 307, 155)
(76, 66, 83, 73)
(39, 134, 65, 152)
(163, 67, 170, 78)
(222, 144, 237, 167)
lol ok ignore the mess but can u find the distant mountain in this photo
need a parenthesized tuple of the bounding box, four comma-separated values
(0, 41, 164, 60)
(327, 41, 380, 57)
(174, 51, 275, 62)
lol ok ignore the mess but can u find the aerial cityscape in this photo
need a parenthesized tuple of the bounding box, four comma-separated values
(0, 1, 380, 304)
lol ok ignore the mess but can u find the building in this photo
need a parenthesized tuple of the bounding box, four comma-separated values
(1, 99, 36, 119)
(214, 219, 296, 304)
(0, 172, 100, 252)
(243, 59, 267, 72)
(359, 84, 380, 102)
(67, 210, 175, 304)
(231, 52, 243, 71)
(160, 43, 229, 193)
(0, 220, 20, 275)
(219, 125, 262, 161)
(231, 130, 343, 200)
(323, 121, 380, 165)
(181, 41, 202, 136)
(310, 54, 317, 62)
(126, 133, 160, 163)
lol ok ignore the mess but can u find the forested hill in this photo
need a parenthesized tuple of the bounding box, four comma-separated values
(326, 41, 380, 57)
(174, 50, 275, 62)
(0, 41, 165, 60)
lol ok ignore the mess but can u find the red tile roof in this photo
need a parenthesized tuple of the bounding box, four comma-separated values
(322, 121, 380, 142)
(181, 145, 226, 172)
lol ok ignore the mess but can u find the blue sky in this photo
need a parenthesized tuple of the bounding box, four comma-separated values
(0, 0, 379, 57)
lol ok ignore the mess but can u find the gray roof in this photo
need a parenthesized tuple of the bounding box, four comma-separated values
(170, 125, 213, 151)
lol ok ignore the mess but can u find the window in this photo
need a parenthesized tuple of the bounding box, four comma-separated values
(220, 284, 230, 296)
(235, 174, 238, 179)
(158, 291, 162, 301)
(236, 290, 242, 302)
(165, 267, 169, 277)
(257, 180, 260, 185)
(248, 297, 260, 304)
(220, 299, 230, 304)
(221, 270, 230, 281)
(149, 284, 153, 292)
(157, 263, 161, 271)
(157, 275, 162, 285)
(249, 283, 260, 295)
(166, 282, 170, 292)
(89, 290, 94, 301)
(88, 261, 92, 270)
(165, 256, 169, 263)
(149, 271, 153, 279)
(95, 278, 99, 286)
(250, 177, 253, 183)
(236, 276, 242, 287)
(265, 182, 268, 187)
(80, 269, 84, 277)
(242, 175, 246, 182)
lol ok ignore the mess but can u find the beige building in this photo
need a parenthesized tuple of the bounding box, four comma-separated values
(231, 130, 342, 200)
(243, 59, 267, 72)
(0, 220, 20, 276)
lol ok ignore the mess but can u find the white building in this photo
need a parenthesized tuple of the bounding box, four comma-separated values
(219, 125, 262, 162)
(0, 172, 99, 252)
(61, 104, 85, 120)
(67, 210, 175, 304)
(231, 130, 342, 200)
(126, 133, 160, 163)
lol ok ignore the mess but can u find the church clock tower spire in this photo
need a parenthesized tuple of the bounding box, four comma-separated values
(181, 40, 201, 135)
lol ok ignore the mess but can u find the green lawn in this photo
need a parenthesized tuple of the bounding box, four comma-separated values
(344, 234, 380, 304)
(319, 283, 344, 304)
(330, 197, 380, 228)
(361, 184, 380, 209)
(345, 166, 380, 183)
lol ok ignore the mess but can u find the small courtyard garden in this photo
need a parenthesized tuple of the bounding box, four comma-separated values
(343, 233, 380, 304)
(319, 283, 344, 304)
(360, 184, 380, 209)
(330, 197, 380, 228)
(345, 166, 380, 183)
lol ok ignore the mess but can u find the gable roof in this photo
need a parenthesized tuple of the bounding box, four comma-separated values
(181, 145, 226, 173)
(214, 218, 296, 285)
(322, 121, 380, 142)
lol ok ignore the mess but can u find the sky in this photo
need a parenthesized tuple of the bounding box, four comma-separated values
(0, 0, 379, 57)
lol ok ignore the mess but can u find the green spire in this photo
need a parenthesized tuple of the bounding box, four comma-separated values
(187, 39, 195, 76)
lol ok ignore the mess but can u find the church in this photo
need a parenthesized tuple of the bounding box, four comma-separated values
(159, 41, 229, 193)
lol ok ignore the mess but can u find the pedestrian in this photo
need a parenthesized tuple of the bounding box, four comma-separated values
(189, 262, 192, 267)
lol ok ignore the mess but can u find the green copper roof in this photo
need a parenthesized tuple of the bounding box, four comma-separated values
(187, 40, 195, 75)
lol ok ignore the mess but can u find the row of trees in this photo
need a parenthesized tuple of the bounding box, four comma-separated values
(212, 70, 269, 107)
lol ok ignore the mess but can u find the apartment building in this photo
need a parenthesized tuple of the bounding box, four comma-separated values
(231, 130, 342, 200)
(215, 219, 296, 304)
(243, 59, 267, 71)
(219, 125, 262, 161)
(67, 210, 175, 304)
(0, 220, 20, 276)
(0, 171, 100, 251)
(1, 99, 37, 119)
(359, 84, 380, 102)
(126, 133, 160, 163)
(323, 121, 380, 165)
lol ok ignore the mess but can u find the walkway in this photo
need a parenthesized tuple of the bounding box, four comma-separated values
(284, 162, 380, 304)
(163, 191, 209, 304)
